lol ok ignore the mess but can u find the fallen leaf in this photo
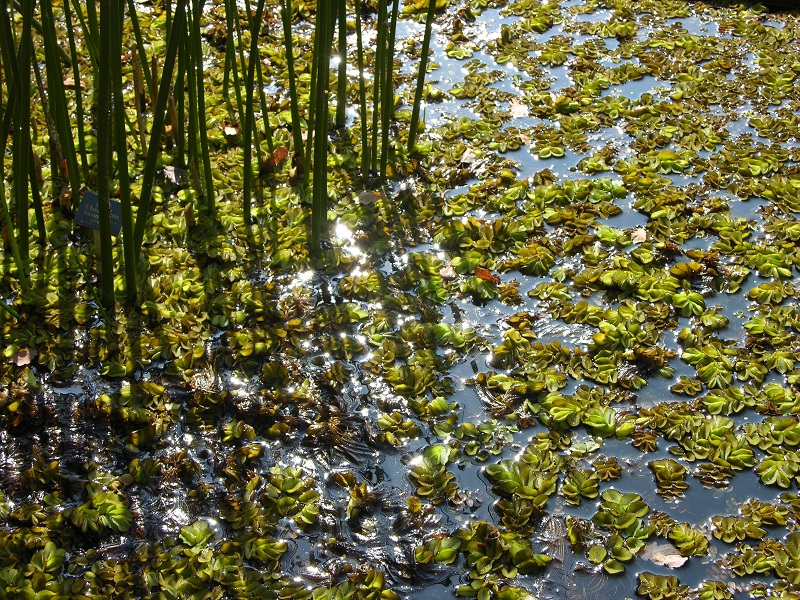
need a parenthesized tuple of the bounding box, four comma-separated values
(650, 552, 688, 568)
(630, 227, 647, 243)
(357, 191, 384, 205)
(510, 98, 528, 118)
(12, 348, 36, 366)
(641, 542, 687, 568)
(474, 267, 500, 284)
(440, 264, 457, 280)
(519, 133, 532, 146)
(271, 146, 289, 165)
(460, 148, 478, 164)
(63, 76, 75, 88)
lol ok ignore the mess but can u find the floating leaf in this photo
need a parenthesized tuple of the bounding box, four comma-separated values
(474, 267, 500, 284)
(11, 348, 36, 366)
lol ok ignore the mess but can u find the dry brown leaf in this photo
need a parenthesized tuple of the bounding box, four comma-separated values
(630, 227, 647, 243)
(474, 267, 500, 284)
(357, 191, 383, 205)
(11, 348, 36, 366)
(440, 264, 457, 280)
(519, 133, 532, 146)
(509, 99, 528, 118)
(460, 148, 478, 164)
(271, 146, 289, 165)
(641, 542, 687, 568)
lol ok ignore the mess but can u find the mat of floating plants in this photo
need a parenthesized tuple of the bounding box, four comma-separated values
(2, 0, 800, 599)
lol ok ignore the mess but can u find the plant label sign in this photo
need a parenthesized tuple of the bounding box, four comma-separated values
(75, 191, 122, 236)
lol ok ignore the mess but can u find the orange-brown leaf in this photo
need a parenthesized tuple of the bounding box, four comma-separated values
(474, 267, 499, 284)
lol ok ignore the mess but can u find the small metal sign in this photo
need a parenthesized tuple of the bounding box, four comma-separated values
(75, 191, 122, 236)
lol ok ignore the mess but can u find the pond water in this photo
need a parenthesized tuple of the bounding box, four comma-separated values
(3, 0, 800, 599)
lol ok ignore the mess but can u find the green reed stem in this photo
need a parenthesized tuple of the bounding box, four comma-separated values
(63, 0, 88, 178)
(96, 0, 115, 309)
(27, 148, 46, 248)
(247, 0, 274, 157)
(184, 8, 200, 208)
(174, 59, 185, 163)
(408, 0, 437, 153)
(70, 0, 99, 79)
(379, 0, 400, 178)
(133, 0, 187, 252)
(242, 0, 264, 173)
(310, 0, 334, 253)
(0, 1, 15, 104)
(281, 0, 304, 165)
(223, 0, 244, 122)
(354, 0, 369, 180)
(11, 0, 71, 66)
(40, 0, 80, 198)
(127, 0, 154, 104)
(12, 0, 33, 265)
(83, 0, 100, 68)
(0, 296, 21, 319)
(303, 5, 321, 187)
(232, 1, 250, 120)
(191, 0, 215, 214)
(0, 178, 30, 293)
(28, 61, 48, 248)
(335, 0, 346, 128)
(370, 0, 389, 174)
(114, 0, 136, 303)
(0, 4, 29, 293)
(243, 0, 266, 226)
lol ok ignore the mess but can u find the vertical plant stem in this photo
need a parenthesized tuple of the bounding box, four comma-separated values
(96, 0, 115, 309)
(303, 3, 321, 188)
(70, 0, 100, 79)
(0, 180, 30, 293)
(408, 0, 437, 153)
(133, 0, 187, 252)
(335, 0, 347, 128)
(184, 24, 201, 216)
(27, 148, 46, 248)
(379, 0, 400, 178)
(63, 0, 89, 178)
(0, 8, 30, 293)
(310, 0, 333, 253)
(250, 13, 274, 157)
(84, 0, 99, 53)
(223, 0, 245, 123)
(150, 54, 159, 112)
(281, 0, 304, 165)
(242, 0, 266, 226)
(242, 0, 264, 174)
(12, 0, 33, 265)
(40, 0, 81, 198)
(113, 0, 136, 303)
(370, 0, 387, 174)
(191, 0, 215, 215)
(232, 0, 251, 123)
(10, 0, 72, 65)
(131, 54, 151, 156)
(354, 0, 369, 179)
(126, 0, 154, 101)
(174, 61, 185, 164)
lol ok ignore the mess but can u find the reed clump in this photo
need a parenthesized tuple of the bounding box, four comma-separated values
(0, 0, 441, 309)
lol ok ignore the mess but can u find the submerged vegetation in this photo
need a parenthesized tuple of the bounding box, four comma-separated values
(2, 0, 800, 598)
